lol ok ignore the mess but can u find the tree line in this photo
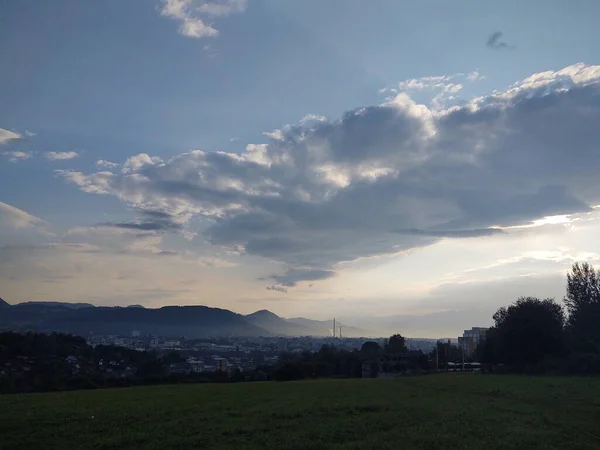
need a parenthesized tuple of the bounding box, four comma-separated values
(476, 262, 600, 374)
(2, 262, 599, 393)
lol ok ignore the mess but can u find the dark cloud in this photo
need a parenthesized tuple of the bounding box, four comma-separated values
(101, 221, 181, 231)
(486, 31, 515, 50)
(58, 64, 600, 288)
(99, 210, 184, 232)
(266, 285, 288, 293)
(394, 228, 504, 238)
(271, 269, 337, 287)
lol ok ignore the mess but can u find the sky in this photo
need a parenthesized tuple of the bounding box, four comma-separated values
(2, 0, 600, 336)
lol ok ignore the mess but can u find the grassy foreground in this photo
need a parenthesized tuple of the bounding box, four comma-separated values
(2, 374, 600, 450)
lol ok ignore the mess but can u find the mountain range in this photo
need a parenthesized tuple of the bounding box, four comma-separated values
(0, 300, 367, 338)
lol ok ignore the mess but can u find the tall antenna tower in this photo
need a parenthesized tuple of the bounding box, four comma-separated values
(332, 318, 336, 338)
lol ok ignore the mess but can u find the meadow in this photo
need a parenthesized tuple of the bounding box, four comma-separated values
(2, 374, 600, 450)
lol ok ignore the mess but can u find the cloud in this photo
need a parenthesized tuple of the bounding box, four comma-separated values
(99, 210, 184, 233)
(58, 63, 600, 287)
(122, 153, 163, 173)
(0, 128, 21, 145)
(486, 31, 515, 50)
(2, 151, 32, 162)
(382, 71, 484, 110)
(96, 160, 120, 168)
(266, 285, 288, 293)
(270, 269, 337, 287)
(0, 202, 48, 231)
(45, 151, 79, 161)
(160, 0, 247, 39)
(199, 256, 238, 268)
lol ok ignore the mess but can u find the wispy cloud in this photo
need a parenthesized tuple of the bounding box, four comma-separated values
(0, 201, 48, 231)
(45, 151, 79, 161)
(486, 31, 515, 50)
(96, 159, 120, 168)
(160, 0, 247, 39)
(0, 128, 21, 145)
(1, 151, 32, 163)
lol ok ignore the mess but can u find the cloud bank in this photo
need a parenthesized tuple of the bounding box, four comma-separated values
(58, 63, 600, 287)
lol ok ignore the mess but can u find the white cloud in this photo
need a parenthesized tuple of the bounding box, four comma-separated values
(0, 128, 21, 145)
(382, 71, 485, 110)
(96, 159, 120, 169)
(58, 63, 600, 287)
(398, 75, 454, 91)
(45, 151, 79, 161)
(160, 0, 247, 39)
(2, 151, 32, 162)
(300, 114, 327, 124)
(56, 170, 115, 194)
(122, 153, 163, 173)
(0, 201, 47, 230)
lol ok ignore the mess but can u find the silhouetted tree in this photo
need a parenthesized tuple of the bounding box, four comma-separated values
(491, 297, 566, 371)
(431, 340, 462, 369)
(565, 262, 600, 354)
(384, 334, 408, 354)
(360, 341, 383, 357)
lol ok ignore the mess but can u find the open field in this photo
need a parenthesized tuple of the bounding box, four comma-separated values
(2, 374, 600, 450)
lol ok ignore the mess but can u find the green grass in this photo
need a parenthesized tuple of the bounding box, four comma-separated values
(2, 374, 600, 449)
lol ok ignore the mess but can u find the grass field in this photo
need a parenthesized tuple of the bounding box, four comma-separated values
(2, 374, 600, 450)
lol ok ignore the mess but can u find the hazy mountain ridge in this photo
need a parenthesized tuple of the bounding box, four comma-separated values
(244, 310, 312, 336)
(1, 300, 369, 338)
(0, 302, 269, 337)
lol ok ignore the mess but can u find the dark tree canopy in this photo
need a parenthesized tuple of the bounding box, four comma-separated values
(565, 262, 600, 319)
(360, 341, 383, 356)
(490, 297, 566, 369)
(564, 263, 600, 354)
(384, 334, 408, 354)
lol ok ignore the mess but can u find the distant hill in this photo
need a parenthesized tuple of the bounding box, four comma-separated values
(0, 304, 270, 337)
(245, 310, 311, 336)
(0, 297, 11, 308)
(0, 301, 371, 338)
(16, 301, 95, 310)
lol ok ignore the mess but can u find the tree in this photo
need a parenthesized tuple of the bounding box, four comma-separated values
(360, 341, 383, 357)
(384, 334, 408, 354)
(564, 262, 600, 354)
(492, 297, 566, 370)
(431, 340, 462, 368)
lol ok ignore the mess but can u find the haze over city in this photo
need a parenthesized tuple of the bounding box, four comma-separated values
(2, 0, 600, 337)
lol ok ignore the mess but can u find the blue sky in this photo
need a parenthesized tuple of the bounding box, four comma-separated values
(1, 0, 600, 335)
